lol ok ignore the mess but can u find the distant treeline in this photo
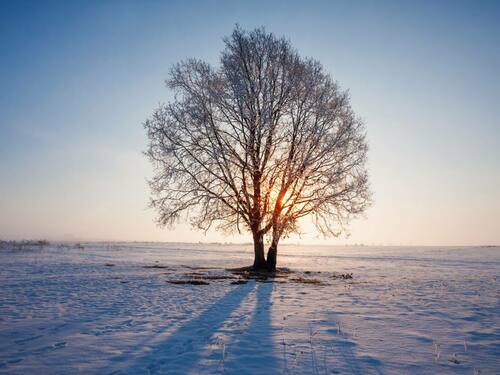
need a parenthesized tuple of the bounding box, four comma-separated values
(0, 240, 50, 250)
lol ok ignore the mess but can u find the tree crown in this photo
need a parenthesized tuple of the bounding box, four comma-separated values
(145, 27, 371, 239)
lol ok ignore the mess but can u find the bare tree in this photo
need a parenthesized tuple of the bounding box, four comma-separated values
(145, 27, 370, 270)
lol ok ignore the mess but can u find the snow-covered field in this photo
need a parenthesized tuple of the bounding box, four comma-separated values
(0, 243, 498, 374)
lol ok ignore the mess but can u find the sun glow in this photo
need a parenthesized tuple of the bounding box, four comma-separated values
(269, 187, 294, 208)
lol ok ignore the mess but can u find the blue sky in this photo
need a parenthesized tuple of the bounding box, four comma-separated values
(1, 0, 499, 244)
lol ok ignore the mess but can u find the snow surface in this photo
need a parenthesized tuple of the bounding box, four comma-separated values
(0, 243, 498, 374)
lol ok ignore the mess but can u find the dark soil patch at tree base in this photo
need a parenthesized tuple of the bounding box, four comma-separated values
(226, 266, 293, 281)
(192, 275, 238, 280)
(290, 277, 327, 285)
(152, 266, 354, 286)
(181, 265, 219, 271)
(168, 280, 210, 285)
(230, 279, 248, 285)
(179, 272, 239, 280)
(304, 271, 323, 275)
(332, 273, 353, 280)
(182, 272, 207, 277)
(167, 275, 242, 285)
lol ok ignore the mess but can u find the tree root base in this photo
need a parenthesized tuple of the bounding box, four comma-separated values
(226, 265, 292, 280)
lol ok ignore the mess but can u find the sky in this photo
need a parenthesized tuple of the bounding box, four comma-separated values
(0, 0, 499, 245)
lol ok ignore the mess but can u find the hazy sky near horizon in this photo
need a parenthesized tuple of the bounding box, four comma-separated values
(1, 0, 499, 245)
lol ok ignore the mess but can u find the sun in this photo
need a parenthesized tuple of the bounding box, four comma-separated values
(269, 186, 294, 207)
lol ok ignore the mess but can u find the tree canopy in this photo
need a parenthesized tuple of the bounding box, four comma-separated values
(145, 27, 371, 269)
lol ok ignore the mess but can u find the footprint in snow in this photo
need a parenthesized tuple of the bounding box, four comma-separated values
(15, 334, 43, 345)
(7, 358, 23, 364)
(34, 342, 67, 354)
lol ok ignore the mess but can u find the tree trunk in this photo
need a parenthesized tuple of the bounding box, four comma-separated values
(266, 226, 281, 271)
(266, 241, 278, 271)
(252, 231, 267, 269)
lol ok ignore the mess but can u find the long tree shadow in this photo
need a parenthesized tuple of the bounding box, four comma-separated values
(222, 281, 279, 374)
(106, 281, 256, 374)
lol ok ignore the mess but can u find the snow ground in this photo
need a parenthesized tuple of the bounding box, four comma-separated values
(0, 243, 498, 374)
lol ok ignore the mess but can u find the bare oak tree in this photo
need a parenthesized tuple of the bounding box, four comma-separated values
(145, 27, 370, 270)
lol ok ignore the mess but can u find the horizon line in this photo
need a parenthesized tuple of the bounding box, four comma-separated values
(0, 238, 497, 248)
